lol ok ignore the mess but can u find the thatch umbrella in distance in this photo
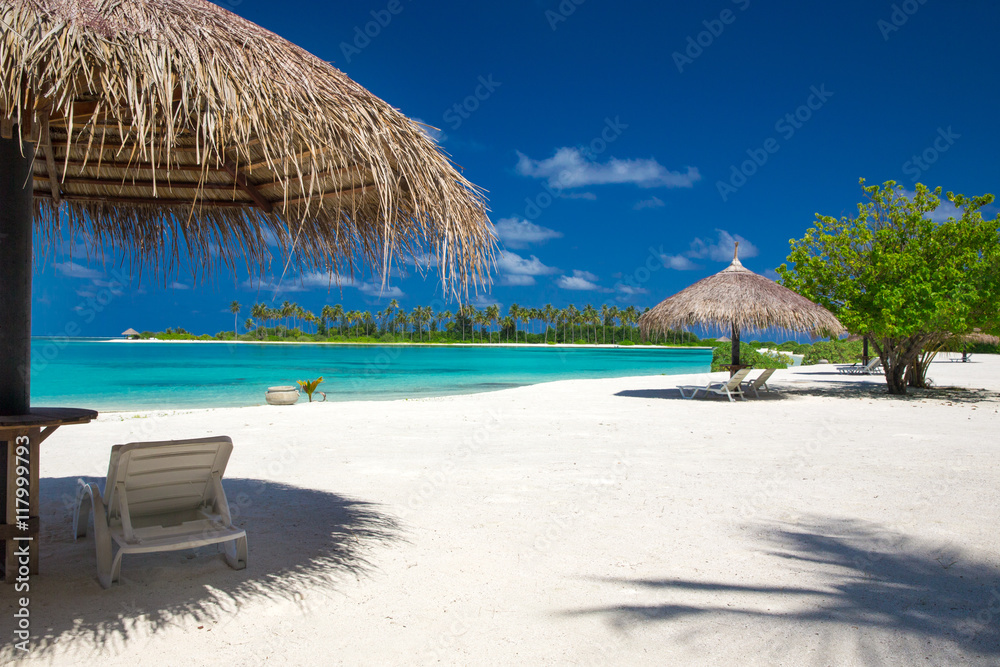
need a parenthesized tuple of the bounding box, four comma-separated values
(639, 244, 845, 371)
(959, 328, 1000, 345)
(0, 0, 496, 415)
(121, 328, 140, 339)
(954, 328, 1000, 362)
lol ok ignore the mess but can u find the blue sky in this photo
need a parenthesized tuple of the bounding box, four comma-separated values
(34, 0, 1000, 336)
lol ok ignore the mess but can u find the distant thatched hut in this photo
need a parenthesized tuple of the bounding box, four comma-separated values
(121, 328, 140, 340)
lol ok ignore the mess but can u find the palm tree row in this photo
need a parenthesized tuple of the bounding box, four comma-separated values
(232, 301, 698, 345)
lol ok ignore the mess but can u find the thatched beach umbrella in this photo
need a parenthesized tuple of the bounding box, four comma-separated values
(953, 328, 999, 362)
(639, 245, 845, 370)
(0, 0, 496, 415)
(959, 328, 1000, 345)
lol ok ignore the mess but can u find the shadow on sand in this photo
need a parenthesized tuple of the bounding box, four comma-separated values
(562, 517, 1000, 661)
(1, 476, 401, 660)
(615, 380, 1000, 404)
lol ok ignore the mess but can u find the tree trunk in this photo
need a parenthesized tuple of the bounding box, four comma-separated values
(870, 335, 933, 395)
(907, 350, 937, 388)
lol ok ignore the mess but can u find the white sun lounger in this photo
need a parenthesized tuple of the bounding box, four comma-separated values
(74, 436, 248, 588)
(742, 368, 776, 397)
(678, 368, 752, 402)
(837, 358, 883, 375)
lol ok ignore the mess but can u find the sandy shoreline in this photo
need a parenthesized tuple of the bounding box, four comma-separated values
(5, 357, 1000, 665)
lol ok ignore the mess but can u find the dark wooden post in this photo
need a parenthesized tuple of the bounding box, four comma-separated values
(0, 135, 34, 416)
(862, 335, 869, 365)
(731, 324, 741, 367)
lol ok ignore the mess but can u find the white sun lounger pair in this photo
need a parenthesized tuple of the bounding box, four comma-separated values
(678, 368, 778, 402)
(678, 368, 752, 402)
(837, 358, 883, 375)
(74, 436, 247, 588)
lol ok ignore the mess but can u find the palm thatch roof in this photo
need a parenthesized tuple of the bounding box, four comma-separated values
(1, 0, 494, 292)
(957, 328, 1000, 345)
(121, 327, 140, 336)
(639, 250, 845, 338)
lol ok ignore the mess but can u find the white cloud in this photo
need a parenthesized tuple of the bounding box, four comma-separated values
(500, 274, 536, 286)
(168, 282, 190, 290)
(516, 147, 701, 190)
(634, 196, 665, 210)
(75, 289, 96, 298)
(900, 189, 963, 223)
(241, 277, 307, 294)
(763, 269, 780, 281)
(413, 118, 446, 143)
(261, 228, 292, 248)
(298, 272, 355, 289)
(660, 254, 700, 271)
(470, 294, 502, 308)
(660, 229, 759, 270)
(556, 270, 607, 291)
(54, 261, 103, 280)
(928, 201, 962, 223)
(245, 272, 405, 299)
(687, 230, 759, 262)
(410, 252, 439, 270)
(614, 283, 649, 296)
(358, 282, 405, 298)
(61, 234, 99, 258)
(497, 251, 559, 277)
(494, 218, 563, 249)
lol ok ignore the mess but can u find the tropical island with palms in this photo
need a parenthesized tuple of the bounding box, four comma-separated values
(132, 295, 998, 375)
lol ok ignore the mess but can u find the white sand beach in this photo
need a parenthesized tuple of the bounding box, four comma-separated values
(5, 356, 1000, 665)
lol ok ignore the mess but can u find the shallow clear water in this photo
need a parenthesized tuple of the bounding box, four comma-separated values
(29, 339, 712, 411)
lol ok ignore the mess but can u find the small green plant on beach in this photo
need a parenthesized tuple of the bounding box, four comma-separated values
(297, 377, 324, 402)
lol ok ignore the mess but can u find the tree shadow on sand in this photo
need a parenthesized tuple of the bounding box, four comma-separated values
(615, 382, 1000, 404)
(562, 517, 1000, 662)
(1, 476, 401, 660)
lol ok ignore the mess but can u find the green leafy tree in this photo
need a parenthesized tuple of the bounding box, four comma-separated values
(778, 180, 1000, 394)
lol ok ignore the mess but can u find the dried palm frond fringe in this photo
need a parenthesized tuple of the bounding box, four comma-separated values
(639, 256, 845, 338)
(1, 0, 495, 294)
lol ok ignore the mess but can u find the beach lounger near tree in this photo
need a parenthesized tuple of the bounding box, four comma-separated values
(837, 358, 883, 375)
(678, 368, 752, 402)
(74, 437, 247, 588)
(741, 368, 777, 397)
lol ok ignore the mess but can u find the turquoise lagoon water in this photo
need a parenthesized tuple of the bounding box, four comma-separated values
(29, 339, 712, 411)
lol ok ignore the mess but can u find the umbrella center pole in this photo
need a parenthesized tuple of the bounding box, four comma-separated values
(0, 135, 34, 416)
(730, 325, 741, 372)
